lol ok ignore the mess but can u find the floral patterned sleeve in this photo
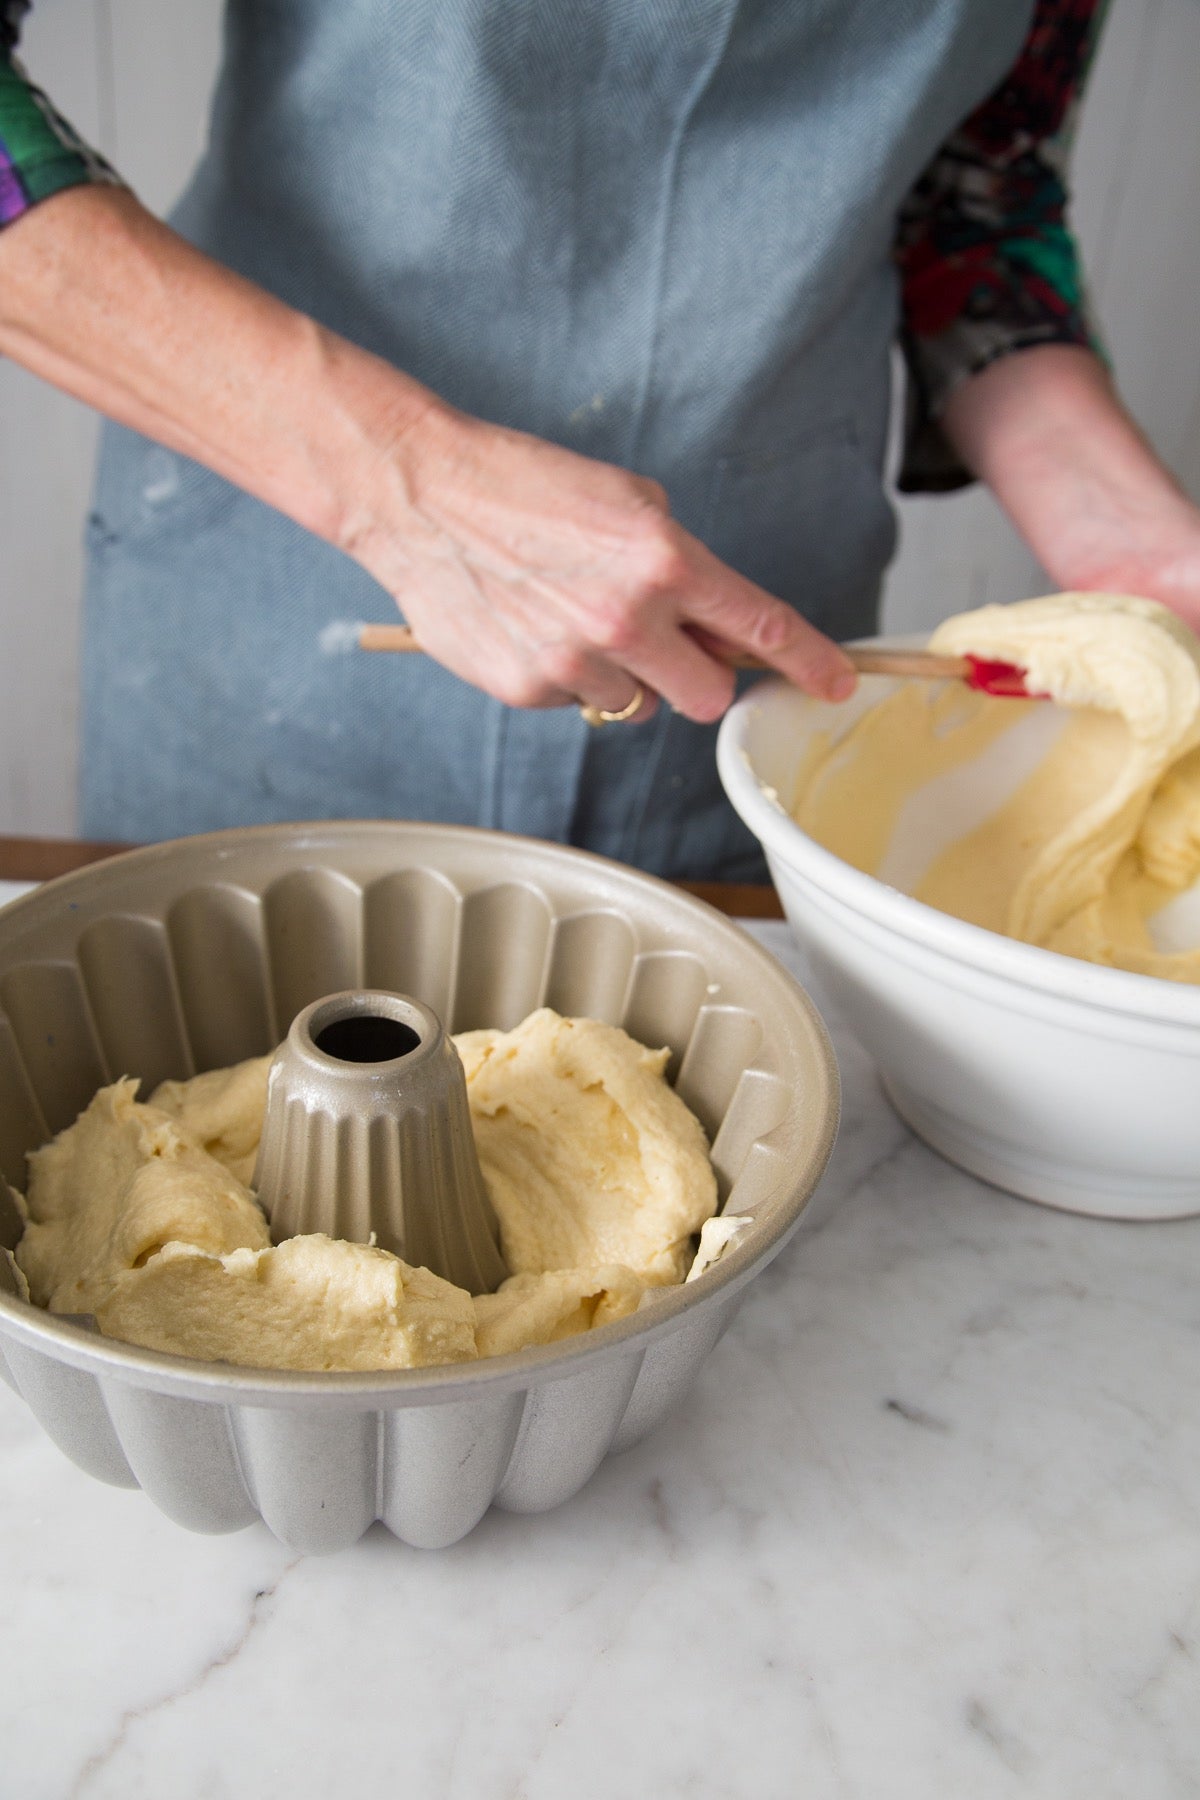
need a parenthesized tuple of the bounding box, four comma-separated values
(0, 1, 122, 228)
(895, 0, 1110, 494)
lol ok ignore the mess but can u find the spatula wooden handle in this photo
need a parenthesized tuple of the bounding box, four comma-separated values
(844, 647, 972, 680)
(357, 623, 972, 682)
(359, 623, 423, 652)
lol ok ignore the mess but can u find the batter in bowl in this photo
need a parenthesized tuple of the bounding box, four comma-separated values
(793, 593, 1200, 982)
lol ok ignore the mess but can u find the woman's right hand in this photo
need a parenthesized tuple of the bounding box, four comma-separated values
(339, 401, 858, 724)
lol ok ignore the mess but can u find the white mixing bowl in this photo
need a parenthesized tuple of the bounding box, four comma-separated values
(717, 662, 1200, 1220)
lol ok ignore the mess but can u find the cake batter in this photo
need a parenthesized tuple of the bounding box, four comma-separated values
(793, 593, 1200, 981)
(13, 1010, 721, 1370)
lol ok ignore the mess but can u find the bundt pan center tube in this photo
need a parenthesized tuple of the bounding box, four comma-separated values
(255, 987, 508, 1294)
(0, 821, 839, 1553)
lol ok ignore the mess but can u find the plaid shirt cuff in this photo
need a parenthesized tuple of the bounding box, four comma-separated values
(0, 53, 123, 228)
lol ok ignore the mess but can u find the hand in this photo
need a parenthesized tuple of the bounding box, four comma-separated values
(943, 345, 1200, 636)
(1037, 488, 1200, 637)
(341, 404, 858, 722)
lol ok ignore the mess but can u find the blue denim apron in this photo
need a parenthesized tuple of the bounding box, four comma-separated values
(80, 0, 1031, 878)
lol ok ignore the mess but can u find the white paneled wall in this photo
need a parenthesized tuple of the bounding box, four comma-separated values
(1, 0, 1198, 833)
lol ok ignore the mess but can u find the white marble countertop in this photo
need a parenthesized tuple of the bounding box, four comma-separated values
(2, 903, 1198, 1800)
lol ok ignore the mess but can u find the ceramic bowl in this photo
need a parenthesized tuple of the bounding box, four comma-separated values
(0, 822, 838, 1552)
(717, 661, 1200, 1220)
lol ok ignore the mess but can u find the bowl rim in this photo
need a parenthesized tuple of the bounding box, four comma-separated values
(717, 654, 1200, 1029)
(0, 821, 841, 1403)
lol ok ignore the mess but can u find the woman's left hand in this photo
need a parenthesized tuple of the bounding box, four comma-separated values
(942, 345, 1200, 634)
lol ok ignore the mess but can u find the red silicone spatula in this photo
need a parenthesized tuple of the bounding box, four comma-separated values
(358, 624, 1045, 698)
(843, 647, 1044, 697)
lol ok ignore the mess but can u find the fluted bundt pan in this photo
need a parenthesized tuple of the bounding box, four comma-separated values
(0, 823, 838, 1553)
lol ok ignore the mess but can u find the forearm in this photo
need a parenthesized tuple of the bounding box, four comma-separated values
(0, 184, 853, 716)
(942, 344, 1200, 626)
(0, 183, 435, 552)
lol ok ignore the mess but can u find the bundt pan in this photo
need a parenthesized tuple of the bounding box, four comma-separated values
(0, 822, 838, 1553)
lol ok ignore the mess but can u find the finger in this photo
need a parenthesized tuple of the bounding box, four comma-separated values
(532, 643, 659, 724)
(392, 586, 580, 710)
(571, 676, 658, 726)
(616, 626, 739, 722)
(400, 583, 658, 717)
(681, 540, 857, 702)
(631, 474, 670, 513)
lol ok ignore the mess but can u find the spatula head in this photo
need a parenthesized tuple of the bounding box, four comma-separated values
(963, 655, 1047, 700)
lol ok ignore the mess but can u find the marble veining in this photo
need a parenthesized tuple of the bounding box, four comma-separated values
(2, 910, 1198, 1798)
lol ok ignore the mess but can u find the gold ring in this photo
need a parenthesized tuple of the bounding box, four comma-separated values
(579, 684, 645, 728)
